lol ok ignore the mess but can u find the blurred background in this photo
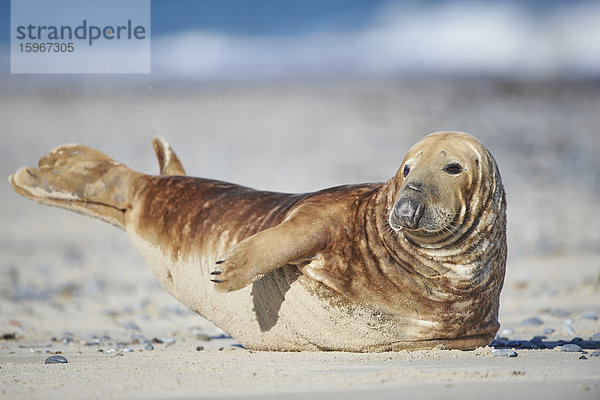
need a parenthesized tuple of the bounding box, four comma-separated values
(0, 0, 598, 340)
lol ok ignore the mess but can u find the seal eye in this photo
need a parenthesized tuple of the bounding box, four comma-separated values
(403, 165, 410, 177)
(444, 163, 463, 175)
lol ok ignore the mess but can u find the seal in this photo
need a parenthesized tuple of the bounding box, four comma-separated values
(9, 132, 507, 352)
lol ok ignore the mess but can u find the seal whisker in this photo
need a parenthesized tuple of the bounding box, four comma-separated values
(381, 221, 399, 240)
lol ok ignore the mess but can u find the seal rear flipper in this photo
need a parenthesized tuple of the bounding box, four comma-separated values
(9, 144, 140, 230)
(152, 136, 186, 175)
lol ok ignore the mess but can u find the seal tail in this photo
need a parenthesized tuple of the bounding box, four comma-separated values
(152, 136, 186, 175)
(9, 144, 139, 230)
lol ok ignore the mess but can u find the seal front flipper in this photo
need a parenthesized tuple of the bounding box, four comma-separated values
(212, 213, 330, 292)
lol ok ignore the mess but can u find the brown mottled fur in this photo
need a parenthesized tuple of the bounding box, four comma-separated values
(9, 132, 506, 352)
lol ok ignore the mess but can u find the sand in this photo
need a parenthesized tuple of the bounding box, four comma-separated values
(1, 78, 599, 399)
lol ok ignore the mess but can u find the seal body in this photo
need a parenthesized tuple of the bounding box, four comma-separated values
(9, 132, 507, 352)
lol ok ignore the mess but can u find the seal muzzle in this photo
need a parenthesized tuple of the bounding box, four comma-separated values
(393, 197, 425, 230)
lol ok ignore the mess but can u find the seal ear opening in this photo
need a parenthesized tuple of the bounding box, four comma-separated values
(152, 137, 186, 176)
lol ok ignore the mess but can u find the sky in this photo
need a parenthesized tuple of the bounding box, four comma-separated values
(2, 0, 599, 80)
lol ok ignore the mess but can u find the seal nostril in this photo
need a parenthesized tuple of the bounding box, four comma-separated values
(394, 198, 425, 229)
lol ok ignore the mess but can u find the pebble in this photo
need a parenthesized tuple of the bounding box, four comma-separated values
(582, 311, 599, 321)
(194, 333, 211, 341)
(500, 328, 514, 335)
(558, 344, 583, 352)
(489, 338, 507, 347)
(144, 343, 154, 351)
(562, 322, 576, 335)
(130, 333, 146, 343)
(162, 306, 190, 316)
(589, 332, 600, 341)
(155, 337, 176, 345)
(123, 321, 140, 331)
(543, 327, 556, 335)
(520, 317, 543, 326)
(579, 355, 587, 360)
(196, 346, 204, 351)
(549, 308, 571, 317)
(83, 279, 104, 295)
(530, 336, 547, 344)
(45, 355, 68, 364)
(492, 349, 518, 357)
(1, 333, 16, 340)
(518, 341, 538, 349)
(210, 334, 233, 340)
(589, 350, 600, 357)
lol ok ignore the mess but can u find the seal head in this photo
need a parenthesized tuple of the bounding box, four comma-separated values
(377, 131, 507, 342)
(389, 131, 504, 249)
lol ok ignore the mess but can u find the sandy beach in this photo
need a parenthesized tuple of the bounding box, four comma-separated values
(1, 79, 599, 399)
